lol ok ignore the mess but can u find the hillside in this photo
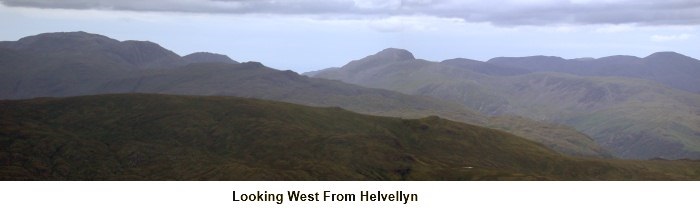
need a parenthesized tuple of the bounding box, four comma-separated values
(1, 94, 697, 180)
(0, 32, 607, 158)
(488, 73, 700, 159)
(311, 48, 700, 159)
(113, 63, 608, 158)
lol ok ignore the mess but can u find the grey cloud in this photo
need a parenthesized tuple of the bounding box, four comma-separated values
(2, 0, 700, 26)
(0, 0, 357, 14)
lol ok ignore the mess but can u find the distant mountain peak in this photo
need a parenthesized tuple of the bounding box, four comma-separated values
(239, 61, 265, 69)
(1, 31, 185, 70)
(644, 51, 691, 60)
(26, 31, 110, 40)
(523, 55, 566, 61)
(337, 48, 416, 71)
(647, 51, 682, 56)
(595, 55, 641, 63)
(183, 52, 238, 64)
(372, 48, 415, 61)
(7, 31, 118, 50)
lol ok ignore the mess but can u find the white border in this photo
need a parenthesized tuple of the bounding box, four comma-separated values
(1, 181, 697, 211)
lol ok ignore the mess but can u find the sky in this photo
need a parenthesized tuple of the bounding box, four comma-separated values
(1, 0, 699, 72)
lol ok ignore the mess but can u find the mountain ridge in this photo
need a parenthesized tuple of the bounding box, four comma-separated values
(0, 32, 610, 158)
(0, 31, 184, 69)
(487, 51, 700, 93)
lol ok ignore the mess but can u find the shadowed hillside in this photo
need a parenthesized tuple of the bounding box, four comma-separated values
(0, 31, 229, 99)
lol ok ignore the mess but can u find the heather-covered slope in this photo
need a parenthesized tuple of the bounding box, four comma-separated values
(1, 94, 696, 180)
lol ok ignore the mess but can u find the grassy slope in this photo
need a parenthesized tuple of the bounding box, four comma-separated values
(487, 115, 611, 158)
(314, 60, 611, 158)
(493, 73, 700, 159)
(313, 56, 700, 159)
(3, 94, 699, 180)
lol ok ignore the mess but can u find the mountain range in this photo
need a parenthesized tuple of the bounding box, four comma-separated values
(310, 48, 700, 159)
(2, 31, 700, 180)
(0, 31, 608, 158)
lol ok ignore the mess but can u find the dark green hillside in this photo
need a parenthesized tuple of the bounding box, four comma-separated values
(487, 115, 611, 158)
(2, 94, 696, 180)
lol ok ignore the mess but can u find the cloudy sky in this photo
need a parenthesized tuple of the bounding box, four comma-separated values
(1, 0, 699, 72)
